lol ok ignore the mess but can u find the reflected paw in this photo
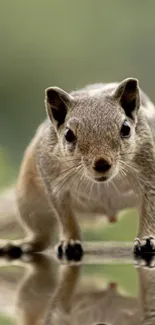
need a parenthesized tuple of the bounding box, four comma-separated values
(57, 240, 83, 261)
(0, 243, 23, 259)
(134, 255, 155, 268)
(133, 236, 155, 258)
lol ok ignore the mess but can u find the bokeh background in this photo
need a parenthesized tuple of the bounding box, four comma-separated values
(1, 0, 155, 187)
(0, 1, 155, 323)
(1, 0, 155, 245)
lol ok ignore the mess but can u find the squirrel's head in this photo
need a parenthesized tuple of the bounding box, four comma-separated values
(45, 78, 140, 183)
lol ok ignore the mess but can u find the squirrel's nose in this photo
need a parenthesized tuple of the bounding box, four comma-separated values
(93, 158, 111, 173)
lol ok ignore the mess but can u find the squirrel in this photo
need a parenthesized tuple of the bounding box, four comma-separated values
(2, 77, 155, 260)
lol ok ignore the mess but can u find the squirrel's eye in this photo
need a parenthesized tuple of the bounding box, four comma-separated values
(64, 128, 76, 143)
(120, 120, 131, 138)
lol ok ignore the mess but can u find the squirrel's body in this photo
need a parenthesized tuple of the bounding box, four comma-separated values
(3, 78, 155, 259)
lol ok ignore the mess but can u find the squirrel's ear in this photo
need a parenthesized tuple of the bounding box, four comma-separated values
(45, 87, 73, 127)
(113, 78, 140, 119)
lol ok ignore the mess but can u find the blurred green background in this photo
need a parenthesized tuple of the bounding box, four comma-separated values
(0, 0, 151, 247)
(1, 0, 155, 186)
(1, 0, 147, 239)
(0, 1, 154, 322)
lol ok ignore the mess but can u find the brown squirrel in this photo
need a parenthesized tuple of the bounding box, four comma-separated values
(2, 77, 155, 260)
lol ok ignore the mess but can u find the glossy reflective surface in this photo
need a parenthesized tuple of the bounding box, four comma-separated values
(0, 243, 154, 325)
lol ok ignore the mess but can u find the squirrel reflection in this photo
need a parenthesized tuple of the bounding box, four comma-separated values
(13, 255, 155, 325)
(15, 254, 57, 325)
(15, 255, 81, 325)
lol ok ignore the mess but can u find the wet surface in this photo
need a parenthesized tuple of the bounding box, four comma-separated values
(0, 243, 155, 325)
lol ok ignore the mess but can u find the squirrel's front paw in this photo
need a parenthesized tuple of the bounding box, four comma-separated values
(133, 236, 155, 258)
(0, 240, 37, 259)
(56, 240, 83, 261)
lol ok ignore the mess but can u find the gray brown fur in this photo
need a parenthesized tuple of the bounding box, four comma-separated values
(2, 78, 155, 254)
